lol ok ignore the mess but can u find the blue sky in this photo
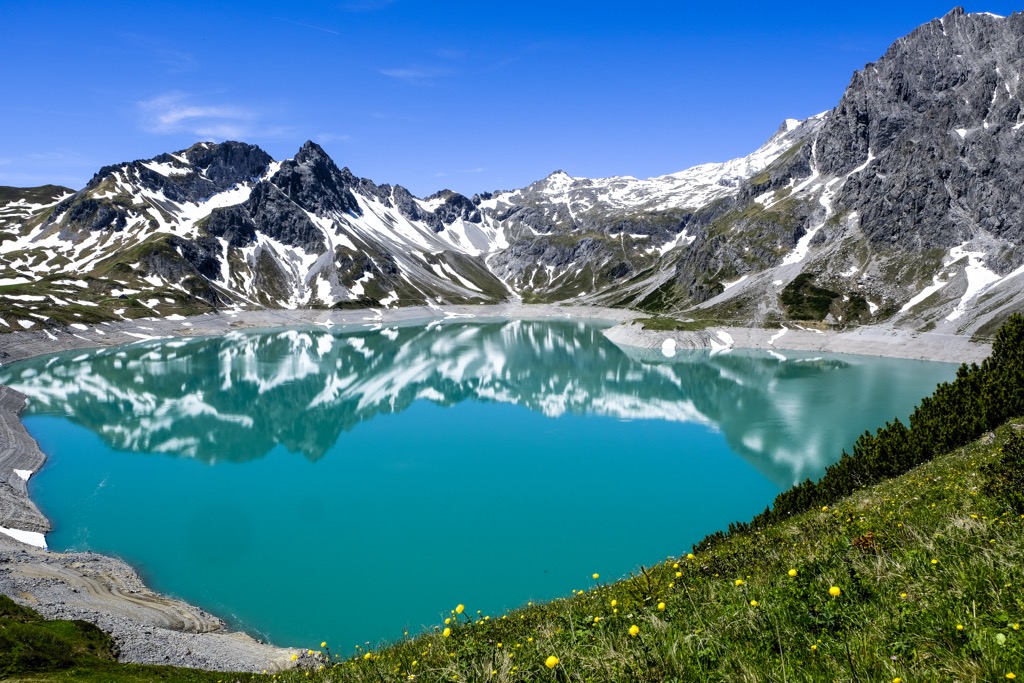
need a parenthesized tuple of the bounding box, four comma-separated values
(2, 1, 1020, 197)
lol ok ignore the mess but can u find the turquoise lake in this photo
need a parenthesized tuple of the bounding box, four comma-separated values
(0, 320, 958, 652)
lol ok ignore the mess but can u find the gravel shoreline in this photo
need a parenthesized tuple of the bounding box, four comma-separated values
(0, 304, 993, 672)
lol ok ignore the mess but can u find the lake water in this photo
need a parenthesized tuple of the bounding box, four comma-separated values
(0, 320, 958, 651)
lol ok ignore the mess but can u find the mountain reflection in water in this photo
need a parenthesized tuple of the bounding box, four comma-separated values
(0, 319, 955, 488)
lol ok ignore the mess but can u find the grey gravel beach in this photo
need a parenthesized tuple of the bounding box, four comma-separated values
(0, 304, 994, 672)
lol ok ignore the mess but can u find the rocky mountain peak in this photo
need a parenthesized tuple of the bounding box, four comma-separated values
(179, 141, 273, 186)
(271, 141, 362, 217)
(812, 9, 1024, 261)
(293, 140, 332, 166)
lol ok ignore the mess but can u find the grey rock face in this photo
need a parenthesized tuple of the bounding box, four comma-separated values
(50, 142, 272, 233)
(424, 190, 482, 232)
(271, 140, 362, 217)
(246, 182, 326, 253)
(180, 141, 273, 188)
(97, 142, 270, 204)
(816, 9, 1024, 266)
(63, 198, 129, 233)
(202, 205, 258, 248)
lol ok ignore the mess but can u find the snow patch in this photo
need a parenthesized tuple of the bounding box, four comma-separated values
(0, 526, 46, 548)
(140, 160, 192, 177)
(945, 245, 1002, 321)
(661, 338, 677, 358)
(722, 275, 748, 291)
(710, 330, 734, 356)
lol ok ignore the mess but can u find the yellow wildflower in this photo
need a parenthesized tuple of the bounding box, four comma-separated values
(957, 624, 964, 631)
(545, 655, 559, 669)
(686, 553, 695, 559)
(657, 602, 666, 611)
(735, 579, 745, 587)
(291, 654, 298, 661)
(592, 573, 600, 580)
(788, 569, 797, 577)
(750, 600, 758, 607)
(443, 628, 451, 638)
(829, 586, 841, 597)
(455, 604, 465, 614)
(610, 599, 617, 607)
(628, 625, 640, 637)
(321, 642, 327, 648)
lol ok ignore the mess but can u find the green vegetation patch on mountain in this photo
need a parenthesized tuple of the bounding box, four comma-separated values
(780, 272, 842, 321)
(634, 316, 712, 332)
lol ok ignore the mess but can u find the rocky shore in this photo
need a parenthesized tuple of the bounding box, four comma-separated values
(0, 304, 994, 672)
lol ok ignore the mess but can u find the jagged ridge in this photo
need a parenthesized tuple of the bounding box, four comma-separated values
(1, 9, 1023, 338)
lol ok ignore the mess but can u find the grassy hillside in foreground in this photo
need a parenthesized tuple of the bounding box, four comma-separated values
(6, 315, 1024, 682)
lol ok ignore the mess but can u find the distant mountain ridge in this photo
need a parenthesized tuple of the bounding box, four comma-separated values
(2, 7, 1023, 338)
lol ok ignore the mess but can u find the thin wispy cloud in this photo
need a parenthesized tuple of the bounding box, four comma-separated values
(194, 124, 251, 139)
(285, 20, 341, 36)
(119, 33, 198, 74)
(138, 93, 257, 138)
(434, 167, 485, 178)
(379, 66, 454, 86)
(315, 133, 353, 143)
(433, 48, 465, 60)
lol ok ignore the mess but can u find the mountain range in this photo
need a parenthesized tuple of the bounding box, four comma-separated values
(2, 7, 1023, 339)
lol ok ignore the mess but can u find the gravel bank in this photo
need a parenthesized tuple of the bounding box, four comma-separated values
(602, 321, 992, 364)
(0, 386, 305, 672)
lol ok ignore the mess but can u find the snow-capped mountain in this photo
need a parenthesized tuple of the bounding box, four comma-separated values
(2, 8, 1023, 337)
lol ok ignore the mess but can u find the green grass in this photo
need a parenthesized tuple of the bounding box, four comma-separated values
(633, 317, 712, 332)
(0, 595, 228, 682)
(779, 272, 841, 321)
